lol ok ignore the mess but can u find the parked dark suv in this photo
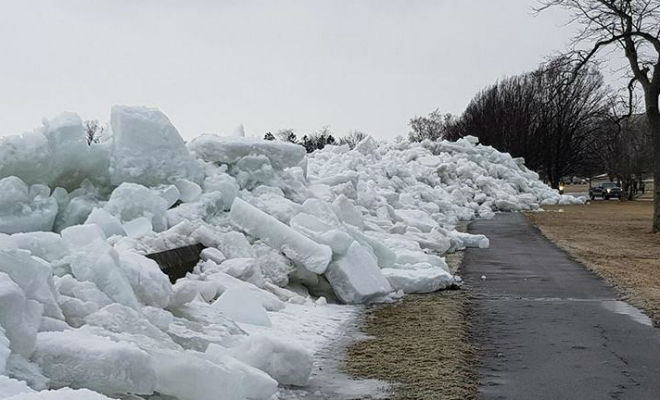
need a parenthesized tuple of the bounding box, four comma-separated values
(589, 182, 622, 200)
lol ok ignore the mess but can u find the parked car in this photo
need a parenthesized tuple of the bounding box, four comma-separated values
(589, 182, 622, 200)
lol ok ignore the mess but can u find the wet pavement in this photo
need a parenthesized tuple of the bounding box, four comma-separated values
(463, 213, 660, 400)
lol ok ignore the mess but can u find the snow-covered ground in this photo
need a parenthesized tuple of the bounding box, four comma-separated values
(0, 106, 584, 399)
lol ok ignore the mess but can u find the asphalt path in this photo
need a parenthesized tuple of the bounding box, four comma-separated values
(463, 213, 660, 400)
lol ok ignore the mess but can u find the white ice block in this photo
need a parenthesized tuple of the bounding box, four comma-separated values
(230, 198, 332, 274)
(0, 176, 58, 234)
(150, 348, 277, 400)
(382, 266, 454, 293)
(0, 249, 62, 320)
(188, 134, 306, 170)
(0, 273, 42, 358)
(325, 242, 393, 304)
(228, 333, 313, 386)
(32, 329, 156, 395)
(109, 105, 203, 186)
(212, 286, 271, 327)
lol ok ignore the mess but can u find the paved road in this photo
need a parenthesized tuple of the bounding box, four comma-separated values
(463, 213, 660, 400)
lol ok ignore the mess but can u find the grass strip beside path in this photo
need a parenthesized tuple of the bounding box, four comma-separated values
(344, 288, 477, 400)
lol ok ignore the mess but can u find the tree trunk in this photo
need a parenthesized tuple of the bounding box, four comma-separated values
(646, 90, 660, 232)
(623, 174, 634, 201)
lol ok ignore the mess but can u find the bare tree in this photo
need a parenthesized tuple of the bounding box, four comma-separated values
(599, 113, 654, 198)
(83, 119, 104, 145)
(338, 130, 367, 149)
(408, 109, 454, 142)
(300, 127, 336, 153)
(275, 128, 298, 143)
(538, 0, 660, 230)
(326, 134, 336, 145)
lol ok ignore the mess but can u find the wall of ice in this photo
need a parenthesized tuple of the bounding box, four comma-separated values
(0, 106, 584, 399)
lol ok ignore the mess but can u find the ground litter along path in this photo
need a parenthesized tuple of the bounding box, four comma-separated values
(463, 213, 660, 400)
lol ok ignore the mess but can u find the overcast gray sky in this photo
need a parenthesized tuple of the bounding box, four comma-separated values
(0, 0, 585, 140)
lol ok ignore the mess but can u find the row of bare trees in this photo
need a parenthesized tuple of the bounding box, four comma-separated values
(424, 57, 654, 197)
(439, 58, 614, 188)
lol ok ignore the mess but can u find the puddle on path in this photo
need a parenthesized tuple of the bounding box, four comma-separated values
(601, 300, 653, 327)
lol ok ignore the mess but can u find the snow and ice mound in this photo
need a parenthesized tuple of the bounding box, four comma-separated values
(109, 106, 204, 186)
(0, 107, 584, 398)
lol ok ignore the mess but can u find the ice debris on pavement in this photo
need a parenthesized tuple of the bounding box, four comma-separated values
(0, 106, 585, 399)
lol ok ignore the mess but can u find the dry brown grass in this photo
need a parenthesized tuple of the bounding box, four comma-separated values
(344, 290, 477, 400)
(343, 227, 477, 400)
(526, 201, 660, 326)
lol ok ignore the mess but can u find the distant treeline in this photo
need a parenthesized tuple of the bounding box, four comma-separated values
(263, 127, 368, 152)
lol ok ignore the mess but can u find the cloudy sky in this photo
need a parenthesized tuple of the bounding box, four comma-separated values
(0, 0, 592, 140)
